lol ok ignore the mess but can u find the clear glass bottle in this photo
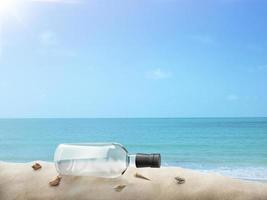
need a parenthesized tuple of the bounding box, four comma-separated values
(54, 143, 161, 178)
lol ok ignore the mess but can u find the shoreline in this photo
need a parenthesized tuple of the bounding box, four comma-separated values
(1, 161, 267, 200)
(160, 166, 267, 183)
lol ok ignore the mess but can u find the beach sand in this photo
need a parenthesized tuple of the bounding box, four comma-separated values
(0, 161, 267, 200)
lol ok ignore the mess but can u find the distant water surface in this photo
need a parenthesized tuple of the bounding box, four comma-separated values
(0, 118, 267, 180)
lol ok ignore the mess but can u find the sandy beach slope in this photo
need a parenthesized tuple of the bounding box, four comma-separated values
(0, 161, 267, 200)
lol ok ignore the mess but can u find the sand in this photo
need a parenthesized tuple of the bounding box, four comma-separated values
(0, 161, 267, 200)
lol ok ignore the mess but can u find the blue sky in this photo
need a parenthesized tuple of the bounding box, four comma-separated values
(0, 0, 266, 118)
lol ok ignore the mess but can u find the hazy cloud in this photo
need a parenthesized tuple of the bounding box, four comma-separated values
(31, 0, 81, 4)
(38, 30, 76, 57)
(39, 30, 58, 46)
(256, 65, 267, 71)
(219, 0, 243, 3)
(0, 31, 3, 61)
(246, 44, 264, 52)
(0, 81, 7, 89)
(226, 94, 239, 101)
(38, 48, 76, 57)
(0, 46, 2, 61)
(246, 65, 267, 73)
(190, 35, 216, 45)
(147, 68, 172, 80)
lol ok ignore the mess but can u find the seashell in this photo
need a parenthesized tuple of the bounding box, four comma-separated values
(134, 173, 150, 181)
(174, 176, 185, 184)
(113, 184, 126, 192)
(32, 163, 42, 170)
(49, 176, 62, 187)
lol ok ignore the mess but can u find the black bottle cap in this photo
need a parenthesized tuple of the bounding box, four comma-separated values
(135, 153, 161, 168)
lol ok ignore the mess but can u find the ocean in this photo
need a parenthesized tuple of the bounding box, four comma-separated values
(0, 118, 267, 181)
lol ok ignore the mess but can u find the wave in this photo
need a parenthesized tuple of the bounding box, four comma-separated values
(200, 167, 267, 181)
(162, 162, 267, 181)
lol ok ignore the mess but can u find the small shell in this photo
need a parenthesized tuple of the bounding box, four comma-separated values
(134, 173, 150, 181)
(174, 176, 185, 184)
(114, 184, 126, 192)
(49, 176, 62, 187)
(32, 163, 42, 170)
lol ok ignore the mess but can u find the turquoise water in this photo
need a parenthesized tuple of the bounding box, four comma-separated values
(0, 118, 267, 180)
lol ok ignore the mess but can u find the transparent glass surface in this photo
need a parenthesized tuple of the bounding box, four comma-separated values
(54, 143, 129, 178)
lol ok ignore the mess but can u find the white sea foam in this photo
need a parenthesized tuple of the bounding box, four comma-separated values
(200, 167, 267, 181)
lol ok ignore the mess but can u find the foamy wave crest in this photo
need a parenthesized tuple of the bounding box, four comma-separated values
(201, 167, 267, 181)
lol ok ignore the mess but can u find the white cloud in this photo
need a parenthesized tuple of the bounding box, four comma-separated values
(31, 0, 81, 4)
(39, 30, 58, 46)
(190, 35, 216, 45)
(147, 68, 172, 80)
(226, 94, 239, 101)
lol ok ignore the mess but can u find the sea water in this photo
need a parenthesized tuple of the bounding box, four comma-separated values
(0, 118, 267, 181)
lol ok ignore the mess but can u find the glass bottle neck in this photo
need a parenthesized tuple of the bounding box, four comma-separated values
(128, 154, 136, 167)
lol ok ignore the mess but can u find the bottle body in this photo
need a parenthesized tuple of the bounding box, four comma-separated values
(54, 143, 161, 178)
(54, 143, 129, 178)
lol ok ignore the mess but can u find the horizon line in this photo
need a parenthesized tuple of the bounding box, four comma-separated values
(0, 116, 267, 120)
